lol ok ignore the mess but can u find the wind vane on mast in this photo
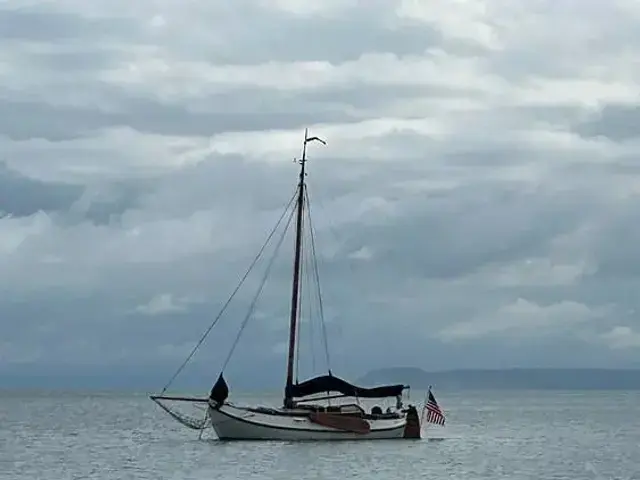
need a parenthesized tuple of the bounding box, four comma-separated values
(296, 128, 326, 168)
(305, 136, 326, 145)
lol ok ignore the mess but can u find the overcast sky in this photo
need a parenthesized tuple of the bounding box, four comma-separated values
(1, 0, 640, 390)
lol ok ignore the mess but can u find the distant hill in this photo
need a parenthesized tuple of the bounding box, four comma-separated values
(357, 367, 640, 390)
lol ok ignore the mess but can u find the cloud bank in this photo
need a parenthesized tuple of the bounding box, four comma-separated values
(2, 0, 640, 389)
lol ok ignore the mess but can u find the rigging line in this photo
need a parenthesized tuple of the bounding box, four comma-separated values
(303, 225, 317, 376)
(302, 198, 317, 376)
(159, 188, 299, 394)
(220, 202, 297, 372)
(304, 187, 332, 373)
(197, 409, 209, 440)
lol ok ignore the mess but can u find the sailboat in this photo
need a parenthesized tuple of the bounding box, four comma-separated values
(150, 129, 422, 440)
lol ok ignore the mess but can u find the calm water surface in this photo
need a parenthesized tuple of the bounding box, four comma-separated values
(1, 389, 639, 479)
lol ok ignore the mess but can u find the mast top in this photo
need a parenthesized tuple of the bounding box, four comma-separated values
(297, 128, 326, 179)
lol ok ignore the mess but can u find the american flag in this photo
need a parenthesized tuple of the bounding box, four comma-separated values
(422, 387, 445, 426)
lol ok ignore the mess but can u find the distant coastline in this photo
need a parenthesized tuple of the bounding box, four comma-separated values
(358, 367, 640, 390)
(2, 366, 640, 391)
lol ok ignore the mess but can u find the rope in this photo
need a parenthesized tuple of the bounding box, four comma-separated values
(219, 202, 297, 372)
(159, 188, 299, 394)
(198, 409, 209, 440)
(151, 397, 208, 430)
(303, 222, 317, 376)
(304, 188, 332, 373)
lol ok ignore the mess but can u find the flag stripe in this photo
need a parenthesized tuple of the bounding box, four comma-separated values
(422, 389, 446, 426)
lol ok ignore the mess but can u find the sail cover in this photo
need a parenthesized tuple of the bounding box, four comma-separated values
(287, 374, 406, 399)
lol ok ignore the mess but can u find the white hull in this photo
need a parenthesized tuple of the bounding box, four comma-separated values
(208, 403, 408, 441)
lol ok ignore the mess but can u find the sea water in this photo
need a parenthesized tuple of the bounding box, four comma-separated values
(2, 389, 639, 479)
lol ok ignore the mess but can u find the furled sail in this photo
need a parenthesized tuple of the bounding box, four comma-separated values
(209, 373, 229, 404)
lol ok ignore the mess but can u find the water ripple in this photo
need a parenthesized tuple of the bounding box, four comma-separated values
(1, 390, 639, 479)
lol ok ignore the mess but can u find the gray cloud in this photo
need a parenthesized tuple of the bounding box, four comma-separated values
(0, 162, 81, 215)
(574, 104, 640, 141)
(0, 7, 136, 42)
(1, 0, 640, 389)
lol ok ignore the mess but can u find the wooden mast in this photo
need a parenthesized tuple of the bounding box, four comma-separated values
(284, 128, 325, 407)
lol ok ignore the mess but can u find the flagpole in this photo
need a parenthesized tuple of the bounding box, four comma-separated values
(421, 385, 432, 429)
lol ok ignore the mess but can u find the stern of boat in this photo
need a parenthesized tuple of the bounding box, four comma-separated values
(402, 405, 421, 439)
